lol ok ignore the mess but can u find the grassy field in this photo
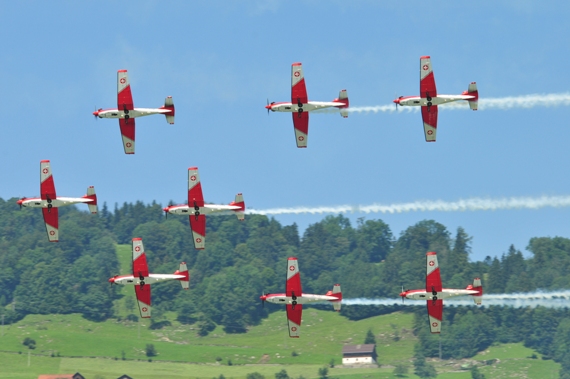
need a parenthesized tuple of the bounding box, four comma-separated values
(0, 244, 561, 378)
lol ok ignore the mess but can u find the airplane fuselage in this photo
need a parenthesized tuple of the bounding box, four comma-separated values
(165, 204, 241, 216)
(395, 95, 475, 107)
(264, 293, 340, 305)
(95, 107, 170, 119)
(109, 273, 185, 286)
(401, 288, 478, 301)
(19, 197, 93, 208)
(268, 101, 346, 113)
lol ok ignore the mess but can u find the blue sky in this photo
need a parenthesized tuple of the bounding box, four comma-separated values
(1, 1, 570, 261)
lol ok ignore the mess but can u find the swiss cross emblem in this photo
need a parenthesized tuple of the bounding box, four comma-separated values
(126, 142, 132, 148)
(289, 265, 295, 271)
(120, 78, 126, 84)
(429, 261, 435, 266)
(298, 136, 304, 141)
(190, 175, 197, 181)
(291, 326, 297, 331)
(135, 246, 141, 252)
(423, 64, 429, 71)
(49, 230, 55, 236)
(196, 238, 202, 243)
(427, 130, 433, 135)
(432, 322, 438, 327)
(42, 168, 49, 174)
(294, 71, 300, 77)
(142, 307, 148, 312)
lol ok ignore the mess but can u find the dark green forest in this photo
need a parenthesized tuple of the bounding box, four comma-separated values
(1, 197, 570, 375)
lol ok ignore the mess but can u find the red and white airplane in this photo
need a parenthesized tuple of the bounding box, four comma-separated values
(17, 160, 97, 242)
(93, 69, 175, 154)
(399, 252, 483, 334)
(162, 167, 245, 250)
(259, 257, 342, 338)
(393, 56, 478, 142)
(265, 62, 349, 148)
(108, 238, 189, 318)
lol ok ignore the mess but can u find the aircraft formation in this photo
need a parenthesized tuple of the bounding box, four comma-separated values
(17, 56, 482, 336)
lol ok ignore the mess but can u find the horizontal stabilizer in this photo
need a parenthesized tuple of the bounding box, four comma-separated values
(334, 89, 349, 118)
(232, 193, 245, 221)
(471, 277, 483, 305)
(162, 96, 175, 124)
(175, 262, 190, 290)
(467, 82, 478, 110)
(84, 186, 98, 214)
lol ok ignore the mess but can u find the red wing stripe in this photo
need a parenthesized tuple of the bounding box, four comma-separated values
(42, 207, 58, 229)
(189, 214, 206, 238)
(292, 112, 309, 135)
(135, 285, 151, 306)
(286, 304, 302, 325)
(133, 253, 149, 277)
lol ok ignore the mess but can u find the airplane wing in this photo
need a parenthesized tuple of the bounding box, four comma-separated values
(42, 207, 58, 242)
(291, 63, 309, 148)
(286, 257, 302, 297)
(119, 118, 135, 154)
(421, 105, 438, 142)
(40, 160, 56, 200)
(188, 167, 206, 249)
(426, 252, 443, 333)
(134, 285, 151, 318)
(286, 304, 302, 338)
(420, 56, 437, 142)
(420, 56, 437, 99)
(40, 160, 58, 241)
(427, 299, 443, 333)
(292, 112, 308, 148)
(117, 70, 135, 154)
(285, 258, 302, 337)
(132, 238, 151, 318)
(426, 252, 442, 293)
(291, 63, 308, 104)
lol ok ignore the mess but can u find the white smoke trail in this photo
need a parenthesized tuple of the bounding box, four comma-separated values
(344, 290, 570, 309)
(344, 92, 570, 114)
(247, 194, 570, 216)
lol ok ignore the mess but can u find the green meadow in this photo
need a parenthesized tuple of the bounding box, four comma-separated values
(0, 310, 561, 379)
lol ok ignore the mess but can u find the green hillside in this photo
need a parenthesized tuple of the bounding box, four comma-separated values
(0, 309, 561, 378)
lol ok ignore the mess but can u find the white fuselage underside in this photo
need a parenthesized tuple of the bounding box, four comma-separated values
(21, 197, 91, 208)
(97, 108, 169, 119)
(166, 204, 240, 216)
(265, 293, 339, 305)
(270, 101, 345, 113)
(404, 288, 478, 301)
(398, 95, 475, 107)
(112, 274, 184, 286)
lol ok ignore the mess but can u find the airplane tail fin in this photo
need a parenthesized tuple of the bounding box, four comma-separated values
(161, 96, 175, 124)
(83, 186, 98, 214)
(174, 262, 190, 290)
(464, 82, 478, 110)
(333, 89, 349, 118)
(230, 193, 245, 221)
(467, 277, 483, 305)
(325, 284, 342, 311)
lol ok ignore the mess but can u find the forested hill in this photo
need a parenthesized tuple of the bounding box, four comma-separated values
(2, 197, 570, 330)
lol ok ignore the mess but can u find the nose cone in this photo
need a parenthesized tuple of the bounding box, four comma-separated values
(399, 291, 406, 298)
(265, 105, 271, 110)
(163, 207, 170, 213)
(260, 295, 267, 302)
(16, 199, 23, 205)
(108, 277, 115, 284)
(393, 98, 401, 105)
